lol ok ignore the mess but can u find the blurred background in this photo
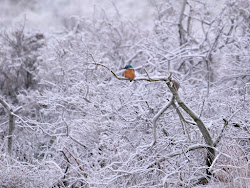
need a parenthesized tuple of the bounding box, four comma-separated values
(0, 0, 156, 31)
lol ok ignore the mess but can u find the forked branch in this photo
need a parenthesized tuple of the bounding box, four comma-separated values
(166, 79, 213, 146)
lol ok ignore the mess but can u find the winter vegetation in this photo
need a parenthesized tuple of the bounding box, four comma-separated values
(0, 0, 249, 187)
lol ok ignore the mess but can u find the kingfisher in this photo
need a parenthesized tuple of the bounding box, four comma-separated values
(124, 65, 135, 81)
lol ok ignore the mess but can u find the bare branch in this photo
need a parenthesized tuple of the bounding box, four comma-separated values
(90, 54, 170, 82)
(148, 144, 217, 168)
(213, 119, 228, 147)
(144, 68, 152, 80)
(166, 81, 213, 146)
(214, 108, 243, 147)
(64, 147, 84, 171)
(69, 135, 87, 149)
(0, 96, 11, 111)
(172, 102, 193, 140)
(173, 103, 196, 125)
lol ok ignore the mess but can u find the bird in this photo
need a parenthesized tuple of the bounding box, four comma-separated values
(124, 65, 135, 81)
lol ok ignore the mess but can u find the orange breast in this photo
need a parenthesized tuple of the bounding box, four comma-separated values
(124, 69, 135, 80)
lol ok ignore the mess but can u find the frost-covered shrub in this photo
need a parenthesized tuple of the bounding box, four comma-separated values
(0, 158, 62, 188)
(0, 26, 44, 100)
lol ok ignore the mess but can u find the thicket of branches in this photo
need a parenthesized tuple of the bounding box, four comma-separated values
(0, 0, 249, 187)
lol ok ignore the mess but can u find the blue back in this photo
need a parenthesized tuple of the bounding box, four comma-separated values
(124, 65, 135, 72)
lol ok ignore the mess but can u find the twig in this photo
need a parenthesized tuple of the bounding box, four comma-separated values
(144, 68, 152, 80)
(205, 59, 211, 96)
(147, 144, 216, 168)
(69, 135, 87, 149)
(214, 108, 243, 147)
(62, 110, 69, 137)
(199, 98, 206, 118)
(60, 150, 70, 185)
(172, 102, 193, 140)
(0, 97, 11, 111)
(213, 119, 228, 147)
(64, 147, 84, 171)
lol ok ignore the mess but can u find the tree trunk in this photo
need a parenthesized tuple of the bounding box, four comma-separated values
(8, 109, 15, 156)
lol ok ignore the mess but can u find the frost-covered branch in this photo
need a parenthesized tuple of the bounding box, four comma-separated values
(166, 80, 213, 147)
(213, 118, 228, 147)
(172, 102, 196, 125)
(166, 75, 216, 176)
(152, 95, 174, 145)
(178, 0, 187, 45)
(0, 96, 22, 156)
(90, 55, 169, 82)
(148, 144, 216, 169)
(214, 107, 243, 147)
